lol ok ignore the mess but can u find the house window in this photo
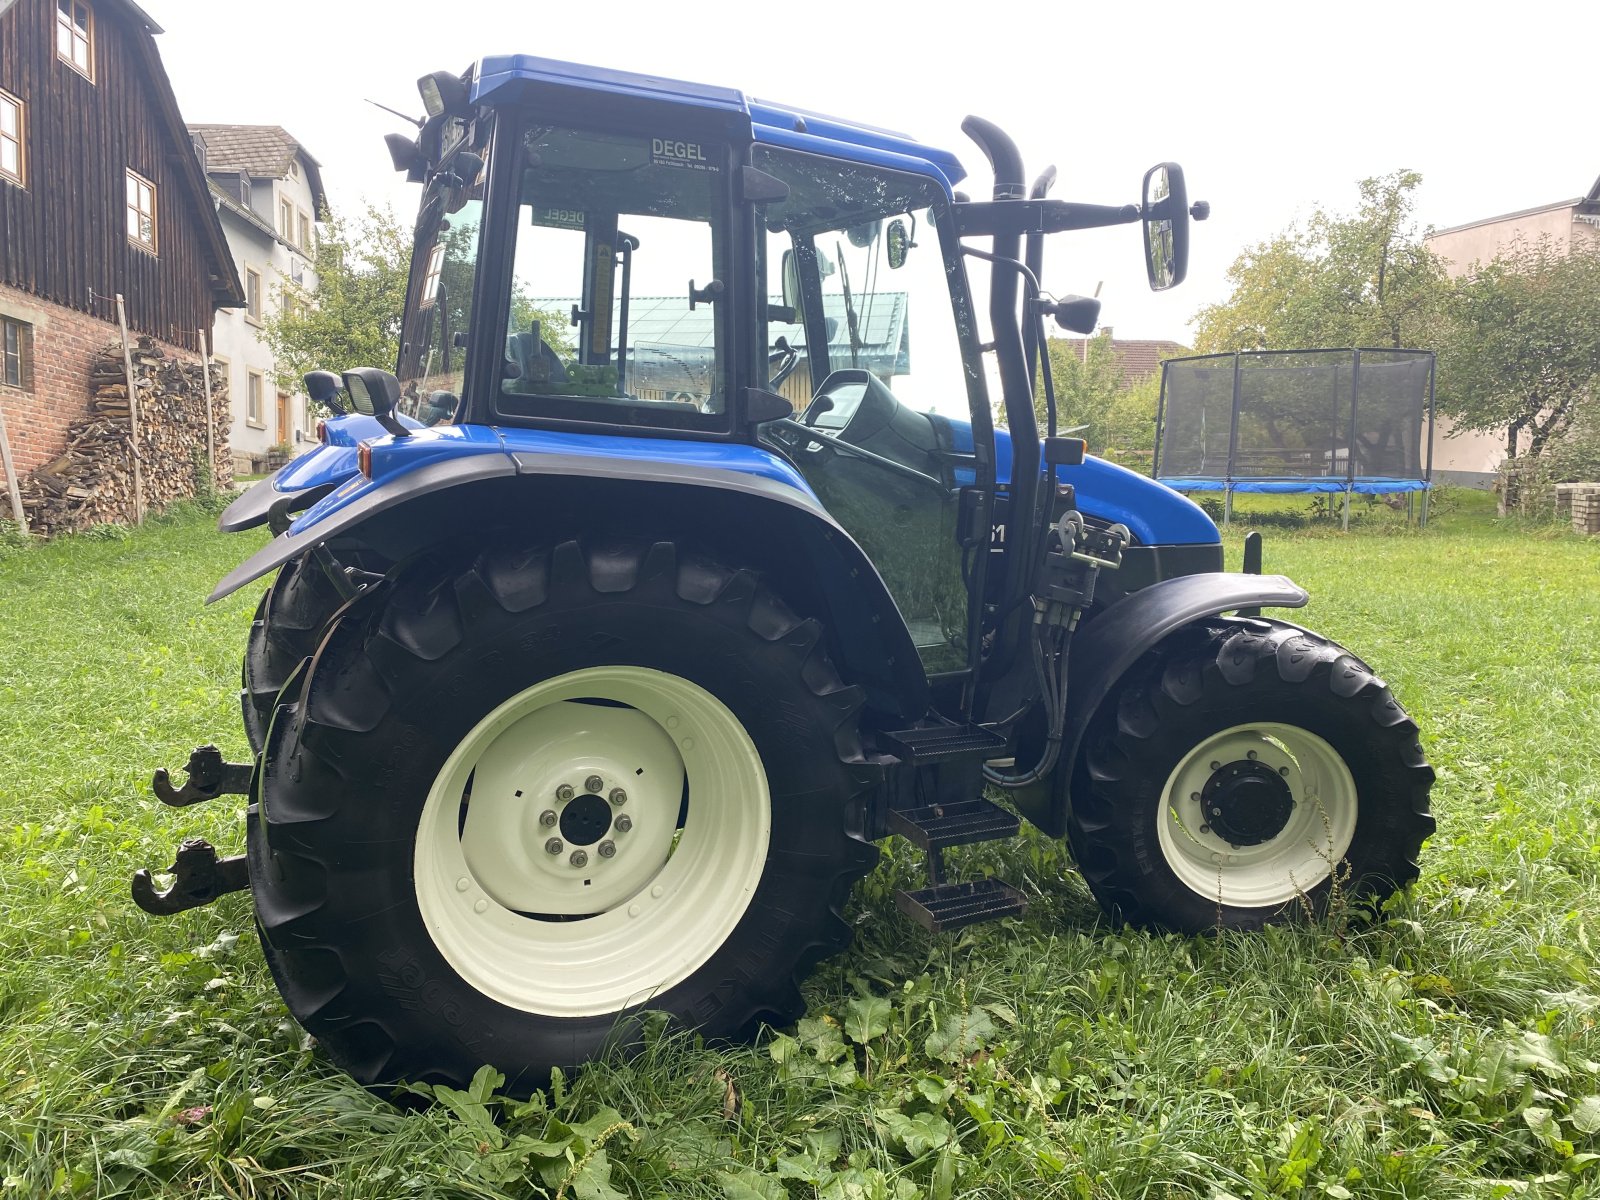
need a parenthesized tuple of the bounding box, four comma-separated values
(0, 91, 24, 186)
(126, 169, 157, 252)
(246, 370, 264, 426)
(279, 197, 294, 242)
(2, 316, 32, 390)
(298, 211, 312, 252)
(56, 1, 93, 79)
(421, 241, 446, 306)
(245, 267, 262, 322)
(289, 159, 300, 180)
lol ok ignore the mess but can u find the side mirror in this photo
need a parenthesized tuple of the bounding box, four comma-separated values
(781, 250, 800, 310)
(1142, 162, 1190, 291)
(886, 219, 910, 269)
(343, 367, 410, 438)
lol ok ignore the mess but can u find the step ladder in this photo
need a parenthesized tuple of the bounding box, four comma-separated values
(881, 724, 1029, 933)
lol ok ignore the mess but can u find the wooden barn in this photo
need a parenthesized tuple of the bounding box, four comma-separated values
(0, 0, 242, 488)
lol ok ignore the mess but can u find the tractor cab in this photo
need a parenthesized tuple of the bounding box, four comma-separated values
(383, 58, 1204, 681)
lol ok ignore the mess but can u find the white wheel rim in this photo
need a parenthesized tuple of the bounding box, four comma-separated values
(414, 666, 770, 1017)
(1156, 722, 1357, 908)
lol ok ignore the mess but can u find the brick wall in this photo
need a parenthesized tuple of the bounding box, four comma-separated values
(0, 281, 203, 476)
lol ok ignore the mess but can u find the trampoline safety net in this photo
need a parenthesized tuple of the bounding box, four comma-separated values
(1155, 349, 1435, 495)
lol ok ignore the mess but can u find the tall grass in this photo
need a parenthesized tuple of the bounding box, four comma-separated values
(1, 500, 1596, 1198)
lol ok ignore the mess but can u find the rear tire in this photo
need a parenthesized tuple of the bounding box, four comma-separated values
(1068, 619, 1435, 933)
(241, 555, 348, 752)
(248, 537, 879, 1092)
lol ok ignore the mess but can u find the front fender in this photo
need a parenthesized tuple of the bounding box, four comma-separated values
(1012, 571, 1310, 836)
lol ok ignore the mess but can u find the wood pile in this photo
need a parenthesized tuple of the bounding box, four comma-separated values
(20, 337, 229, 536)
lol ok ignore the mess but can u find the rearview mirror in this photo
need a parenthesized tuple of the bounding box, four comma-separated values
(886, 219, 910, 269)
(1142, 163, 1189, 291)
(781, 250, 800, 309)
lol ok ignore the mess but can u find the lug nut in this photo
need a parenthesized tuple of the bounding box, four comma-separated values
(569, 849, 589, 868)
(1247, 750, 1258, 760)
(1199, 824, 1211, 834)
(1280, 766, 1290, 776)
(539, 809, 558, 827)
(598, 840, 616, 858)
(544, 837, 564, 855)
(585, 775, 604, 793)
(556, 783, 575, 802)
(614, 814, 633, 833)
(609, 787, 627, 806)
(1210, 761, 1221, 770)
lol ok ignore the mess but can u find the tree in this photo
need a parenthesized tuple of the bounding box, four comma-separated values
(1029, 333, 1126, 451)
(261, 205, 412, 391)
(1192, 171, 1447, 353)
(1437, 237, 1600, 462)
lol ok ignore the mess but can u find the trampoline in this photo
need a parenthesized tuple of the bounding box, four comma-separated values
(1154, 349, 1436, 528)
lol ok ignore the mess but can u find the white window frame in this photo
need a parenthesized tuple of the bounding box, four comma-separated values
(56, 0, 94, 81)
(126, 169, 157, 253)
(245, 266, 263, 323)
(246, 369, 265, 428)
(0, 91, 24, 187)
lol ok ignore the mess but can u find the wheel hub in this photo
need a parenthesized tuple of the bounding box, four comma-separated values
(1201, 759, 1295, 846)
(558, 791, 614, 846)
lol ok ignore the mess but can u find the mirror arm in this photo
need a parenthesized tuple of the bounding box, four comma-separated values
(954, 199, 1140, 238)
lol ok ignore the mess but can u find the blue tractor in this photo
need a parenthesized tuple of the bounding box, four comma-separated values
(135, 57, 1435, 1093)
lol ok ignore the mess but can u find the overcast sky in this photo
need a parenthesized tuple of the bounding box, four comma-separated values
(149, 0, 1598, 346)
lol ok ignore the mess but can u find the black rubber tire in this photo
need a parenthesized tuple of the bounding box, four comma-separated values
(248, 536, 880, 1093)
(1068, 618, 1435, 933)
(241, 555, 348, 753)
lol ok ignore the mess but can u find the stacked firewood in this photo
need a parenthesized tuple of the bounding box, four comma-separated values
(20, 337, 229, 536)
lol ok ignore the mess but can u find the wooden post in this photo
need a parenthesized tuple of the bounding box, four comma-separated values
(197, 327, 215, 490)
(0, 400, 27, 534)
(115, 294, 143, 525)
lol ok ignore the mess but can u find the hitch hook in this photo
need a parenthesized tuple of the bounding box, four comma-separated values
(153, 744, 254, 807)
(131, 837, 250, 915)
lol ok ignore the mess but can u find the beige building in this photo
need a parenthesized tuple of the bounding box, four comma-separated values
(1424, 173, 1600, 481)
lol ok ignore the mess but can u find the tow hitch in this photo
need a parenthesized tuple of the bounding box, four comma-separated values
(131, 837, 249, 915)
(152, 744, 253, 807)
(132, 745, 255, 914)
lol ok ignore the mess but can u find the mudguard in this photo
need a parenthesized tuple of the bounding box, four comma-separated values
(1011, 571, 1310, 836)
(210, 426, 933, 722)
(218, 413, 423, 533)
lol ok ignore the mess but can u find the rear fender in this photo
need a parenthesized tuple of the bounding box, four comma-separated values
(210, 434, 931, 723)
(218, 412, 424, 533)
(1011, 571, 1310, 836)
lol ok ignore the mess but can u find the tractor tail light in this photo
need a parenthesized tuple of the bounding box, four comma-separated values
(357, 441, 373, 479)
(316, 419, 327, 444)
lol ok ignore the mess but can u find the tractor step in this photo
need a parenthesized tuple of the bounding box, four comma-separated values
(888, 796, 1020, 850)
(896, 879, 1027, 933)
(880, 722, 1007, 764)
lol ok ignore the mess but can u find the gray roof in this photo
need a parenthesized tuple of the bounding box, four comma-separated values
(188, 124, 326, 212)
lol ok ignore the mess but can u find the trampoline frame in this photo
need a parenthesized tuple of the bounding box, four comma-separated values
(1153, 348, 1437, 530)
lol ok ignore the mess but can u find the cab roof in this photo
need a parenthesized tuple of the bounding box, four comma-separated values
(472, 54, 967, 195)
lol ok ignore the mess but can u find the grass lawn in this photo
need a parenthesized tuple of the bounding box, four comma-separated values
(2, 497, 1598, 1198)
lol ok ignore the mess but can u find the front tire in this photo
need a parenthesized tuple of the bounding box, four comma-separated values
(1068, 619, 1435, 933)
(249, 537, 878, 1092)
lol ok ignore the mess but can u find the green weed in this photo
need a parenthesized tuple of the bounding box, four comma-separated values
(1, 504, 1597, 1197)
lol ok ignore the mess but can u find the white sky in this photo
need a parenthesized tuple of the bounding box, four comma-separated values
(149, 0, 1599, 347)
